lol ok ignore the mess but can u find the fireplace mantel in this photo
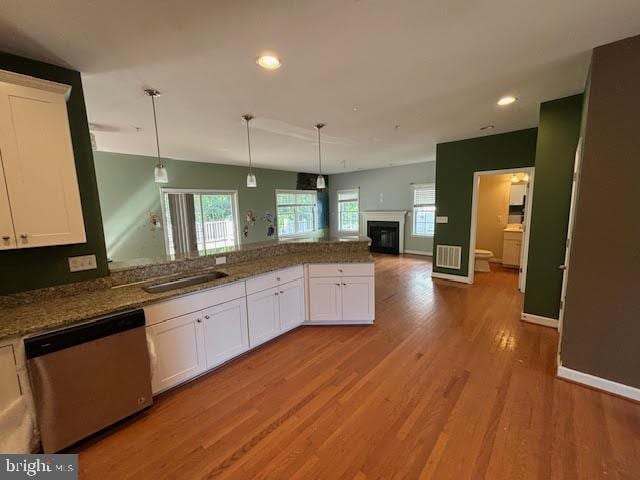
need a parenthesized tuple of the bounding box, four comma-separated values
(361, 211, 407, 253)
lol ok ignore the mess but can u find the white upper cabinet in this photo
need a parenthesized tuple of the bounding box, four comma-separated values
(0, 157, 16, 250)
(0, 72, 86, 248)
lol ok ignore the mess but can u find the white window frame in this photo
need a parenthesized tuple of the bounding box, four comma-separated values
(159, 188, 240, 255)
(412, 183, 436, 238)
(275, 189, 319, 238)
(337, 188, 360, 233)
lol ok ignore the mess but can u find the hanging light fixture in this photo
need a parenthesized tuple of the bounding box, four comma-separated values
(242, 114, 257, 188)
(145, 89, 168, 184)
(315, 123, 326, 189)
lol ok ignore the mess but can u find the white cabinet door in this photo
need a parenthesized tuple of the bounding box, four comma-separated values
(0, 154, 16, 250)
(308, 277, 342, 322)
(0, 82, 85, 248)
(341, 276, 375, 322)
(202, 298, 249, 369)
(146, 312, 206, 394)
(247, 287, 281, 347)
(0, 345, 21, 410)
(278, 278, 305, 333)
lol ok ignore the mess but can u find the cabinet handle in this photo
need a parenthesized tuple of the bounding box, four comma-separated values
(196, 318, 202, 323)
(20, 234, 28, 240)
(204, 315, 210, 320)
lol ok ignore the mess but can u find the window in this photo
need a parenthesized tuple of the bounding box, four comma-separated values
(276, 190, 318, 237)
(412, 184, 436, 236)
(337, 189, 359, 232)
(162, 189, 239, 256)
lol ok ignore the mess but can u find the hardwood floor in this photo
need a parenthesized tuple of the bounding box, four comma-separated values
(75, 254, 640, 479)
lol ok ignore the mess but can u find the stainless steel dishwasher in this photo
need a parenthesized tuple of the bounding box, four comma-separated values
(25, 309, 153, 453)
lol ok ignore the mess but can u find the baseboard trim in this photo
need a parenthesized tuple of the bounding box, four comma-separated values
(557, 365, 640, 403)
(431, 272, 471, 284)
(404, 249, 433, 256)
(521, 312, 558, 329)
(303, 320, 374, 326)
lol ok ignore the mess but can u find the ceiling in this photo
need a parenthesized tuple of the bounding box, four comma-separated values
(0, 1, 638, 174)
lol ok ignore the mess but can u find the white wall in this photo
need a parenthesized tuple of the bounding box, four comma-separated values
(328, 162, 436, 253)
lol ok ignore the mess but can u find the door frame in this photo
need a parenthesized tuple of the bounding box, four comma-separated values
(557, 137, 584, 363)
(468, 167, 535, 291)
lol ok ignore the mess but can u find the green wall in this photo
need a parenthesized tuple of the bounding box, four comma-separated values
(0, 52, 109, 295)
(433, 128, 538, 277)
(523, 94, 583, 319)
(94, 152, 328, 263)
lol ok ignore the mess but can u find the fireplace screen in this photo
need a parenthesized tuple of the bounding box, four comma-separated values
(367, 221, 400, 254)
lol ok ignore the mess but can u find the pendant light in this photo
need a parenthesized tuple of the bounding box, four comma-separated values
(315, 122, 326, 189)
(145, 89, 168, 184)
(243, 114, 257, 188)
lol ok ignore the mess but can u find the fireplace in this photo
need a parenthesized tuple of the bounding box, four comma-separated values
(367, 221, 400, 254)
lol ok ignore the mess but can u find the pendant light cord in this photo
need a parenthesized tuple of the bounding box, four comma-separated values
(245, 118, 253, 173)
(316, 123, 325, 176)
(149, 93, 162, 168)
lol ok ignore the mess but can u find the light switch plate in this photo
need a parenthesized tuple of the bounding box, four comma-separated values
(215, 256, 227, 265)
(435, 216, 449, 224)
(68, 254, 97, 272)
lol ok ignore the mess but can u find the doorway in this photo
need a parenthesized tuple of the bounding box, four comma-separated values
(468, 167, 535, 292)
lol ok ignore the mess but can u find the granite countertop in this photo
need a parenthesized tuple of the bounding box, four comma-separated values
(0, 251, 372, 342)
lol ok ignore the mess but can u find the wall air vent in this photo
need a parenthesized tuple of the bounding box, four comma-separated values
(435, 245, 462, 269)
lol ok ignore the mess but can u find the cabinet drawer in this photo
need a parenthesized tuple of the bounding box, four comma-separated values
(246, 272, 279, 296)
(308, 263, 374, 278)
(503, 231, 523, 241)
(144, 281, 245, 326)
(277, 265, 304, 284)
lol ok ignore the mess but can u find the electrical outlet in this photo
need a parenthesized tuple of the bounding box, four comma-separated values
(215, 256, 227, 265)
(68, 254, 97, 272)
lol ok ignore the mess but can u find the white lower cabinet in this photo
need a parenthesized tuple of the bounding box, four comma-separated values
(278, 278, 305, 333)
(247, 287, 281, 347)
(308, 264, 375, 323)
(0, 345, 21, 410)
(341, 276, 375, 321)
(202, 297, 249, 369)
(147, 312, 206, 394)
(308, 277, 343, 322)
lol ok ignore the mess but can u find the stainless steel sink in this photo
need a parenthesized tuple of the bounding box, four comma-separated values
(143, 271, 228, 293)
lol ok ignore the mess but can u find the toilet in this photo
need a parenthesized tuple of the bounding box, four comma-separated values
(474, 249, 494, 272)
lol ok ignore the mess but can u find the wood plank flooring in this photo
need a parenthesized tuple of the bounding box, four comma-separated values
(74, 254, 640, 479)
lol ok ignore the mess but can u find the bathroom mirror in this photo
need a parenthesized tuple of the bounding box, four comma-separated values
(508, 183, 527, 224)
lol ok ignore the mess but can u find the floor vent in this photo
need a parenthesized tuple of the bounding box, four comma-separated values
(436, 245, 462, 269)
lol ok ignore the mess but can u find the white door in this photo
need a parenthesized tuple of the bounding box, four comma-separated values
(246, 287, 281, 347)
(278, 278, 305, 333)
(341, 276, 375, 322)
(558, 138, 584, 352)
(202, 297, 249, 369)
(0, 345, 21, 410)
(146, 312, 206, 394)
(0, 152, 16, 250)
(308, 277, 342, 322)
(0, 82, 86, 248)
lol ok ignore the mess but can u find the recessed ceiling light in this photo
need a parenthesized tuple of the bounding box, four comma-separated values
(497, 95, 517, 106)
(256, 55, 282, 70)
(480, 124, 495, 131)
(353, 106, 359, 112)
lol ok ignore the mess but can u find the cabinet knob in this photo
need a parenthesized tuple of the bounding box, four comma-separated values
(196, 318, 202, 323)
(342, 283, 347, 286)
(2, 236, 9, 242)
(335, 283, 341, 286)
(275, 292, 279, 296)
(20, 234, 28, 240)
(280, 291, 284, 294)
(338, 269, 343, 273)
(204, 315, 210, 320)
(276, 277, 280, 281)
